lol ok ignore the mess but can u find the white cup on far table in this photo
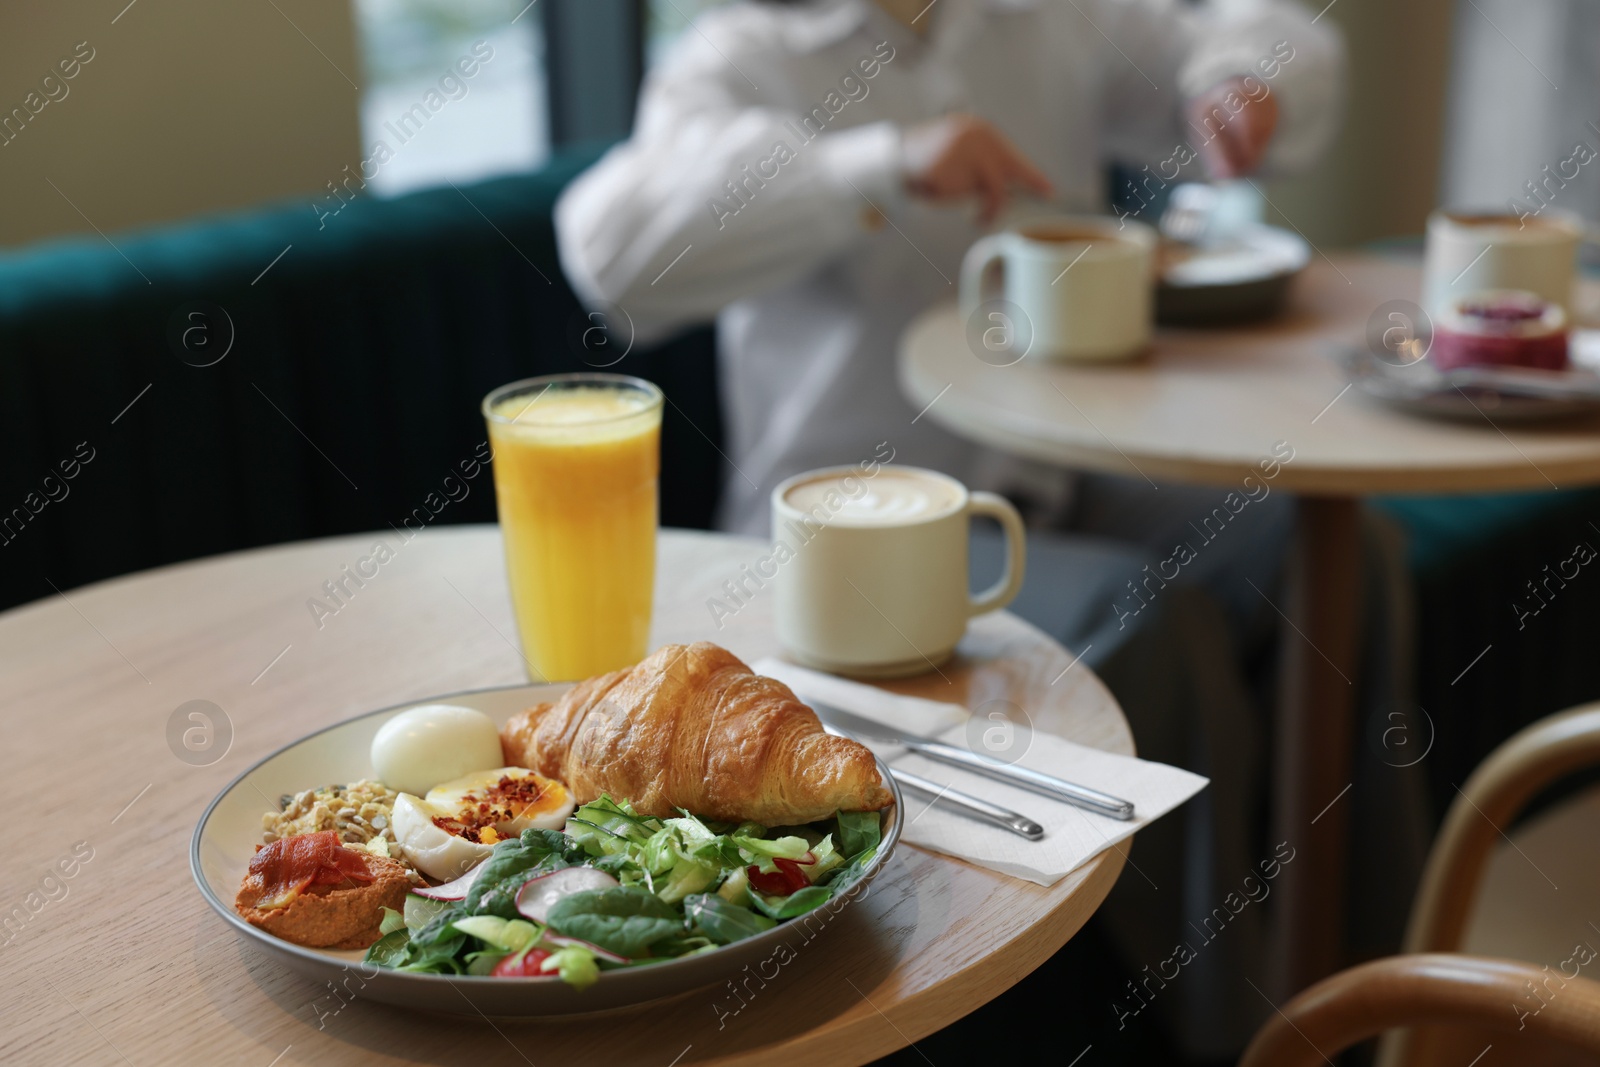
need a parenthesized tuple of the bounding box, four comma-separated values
(960, 214, 1155, 363)
(1421, 208, 1590, 321)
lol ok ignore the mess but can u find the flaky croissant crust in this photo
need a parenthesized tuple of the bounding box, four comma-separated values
(500, 642, 892, 825)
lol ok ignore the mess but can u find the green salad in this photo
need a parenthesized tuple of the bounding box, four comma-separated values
(364, 795, 884, 987)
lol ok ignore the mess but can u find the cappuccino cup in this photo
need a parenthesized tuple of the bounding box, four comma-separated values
(1422, 209, 1588, 320)
(960, 215, 1155, 363)
(770, 465, 1026, 678)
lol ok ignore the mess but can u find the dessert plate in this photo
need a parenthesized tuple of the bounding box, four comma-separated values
(1336, 332, 1600, 423)
(191, 684, 902, 1016)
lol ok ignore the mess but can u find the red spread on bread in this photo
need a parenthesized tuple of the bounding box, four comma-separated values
(248, 830, 375, 910)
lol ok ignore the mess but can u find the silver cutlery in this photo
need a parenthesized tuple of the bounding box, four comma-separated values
(820, 722, 1045, 841)
(1158, 181, 1219, 244)
(810, 699, 1136, 822)
(891, 767, 1045, 841)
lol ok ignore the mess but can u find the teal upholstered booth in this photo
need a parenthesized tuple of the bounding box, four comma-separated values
(0, 145, 723, 617)
(1373, 487, 1600, 812)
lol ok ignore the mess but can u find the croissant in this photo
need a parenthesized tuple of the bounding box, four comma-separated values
(499, 642, 893, 825)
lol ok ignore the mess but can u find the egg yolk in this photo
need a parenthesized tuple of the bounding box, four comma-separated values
(428, 772, 569, 842)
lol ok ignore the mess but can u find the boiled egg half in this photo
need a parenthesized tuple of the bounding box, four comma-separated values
(392, 767, 574, 882)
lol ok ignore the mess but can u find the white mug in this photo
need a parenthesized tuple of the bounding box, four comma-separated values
(1422, 209, 1589, 320)
(960, 214, 1155, 363)
(770, 465, 1026, 678)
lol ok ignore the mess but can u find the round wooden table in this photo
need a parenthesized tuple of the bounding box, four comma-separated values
(900, 252, 1600, 996)
(0, 526, 1130, 1066)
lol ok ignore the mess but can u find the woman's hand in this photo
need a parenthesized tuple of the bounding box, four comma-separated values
(902, 114, 1053, 223)
(1186, 77, 1280, 178)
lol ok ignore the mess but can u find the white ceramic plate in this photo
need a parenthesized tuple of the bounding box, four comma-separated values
(191, 684, 902, 1016)
(1335, 342, 1600, 423)
(1155, 224, 1310, 325)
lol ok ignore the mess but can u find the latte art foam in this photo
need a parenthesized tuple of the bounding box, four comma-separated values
(783, 469, 962, 526)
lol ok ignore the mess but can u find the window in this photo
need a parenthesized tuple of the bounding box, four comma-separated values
(351, 0, 547, 197)
(645, 0, 738, 67)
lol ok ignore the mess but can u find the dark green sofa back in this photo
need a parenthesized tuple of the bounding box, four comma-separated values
(0, 146, 723, 614)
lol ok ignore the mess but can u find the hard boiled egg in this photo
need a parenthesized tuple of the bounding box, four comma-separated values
(370, 704, 503, 796)
(391, 793, 492, 881)
(392, 768, 574, 882)
(425, 768, 574, 835)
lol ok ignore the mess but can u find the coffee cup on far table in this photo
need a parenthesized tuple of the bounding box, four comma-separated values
(770, 465, 1026, 679)
(1421, 209, 1589, 321)
(960, 215, 1155, 363)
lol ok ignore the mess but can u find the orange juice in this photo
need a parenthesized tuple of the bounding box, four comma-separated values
(484, 375, 662, 681)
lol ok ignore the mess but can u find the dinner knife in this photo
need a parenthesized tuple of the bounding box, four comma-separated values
(891, 768, 1045, 841)
(808, 699, 1137, 821)
(821, 722, 1045, 841)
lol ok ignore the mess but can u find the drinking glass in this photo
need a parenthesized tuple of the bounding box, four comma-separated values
(483, 373, 663, 681)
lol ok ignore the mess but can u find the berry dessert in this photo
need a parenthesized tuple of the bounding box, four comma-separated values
(1431, 290, 1569, 372)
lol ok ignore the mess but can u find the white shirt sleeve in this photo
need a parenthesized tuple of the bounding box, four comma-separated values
(1092, 0, 1345, 176)
(555, 16, 904, 342)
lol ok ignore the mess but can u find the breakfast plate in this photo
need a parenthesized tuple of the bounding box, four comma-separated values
(191, 682, 903, 1016)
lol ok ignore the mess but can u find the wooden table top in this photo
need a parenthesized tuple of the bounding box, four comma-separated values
(901, 253, 1600, 495)
(0, 526, 1131, 1067)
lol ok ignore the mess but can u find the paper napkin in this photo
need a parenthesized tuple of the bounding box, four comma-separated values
(752, 658, 969, 737)
(753, 657, 1208, 888)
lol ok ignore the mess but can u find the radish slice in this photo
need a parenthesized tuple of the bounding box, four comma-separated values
(543, 933, 629, 964)
(411, 863, 486, 901)
(514, 867, 620, 923)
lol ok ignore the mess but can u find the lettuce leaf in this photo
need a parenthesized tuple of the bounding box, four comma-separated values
(543, 946, 600, 989)
(657, 857, 717, 904)
(567, 796, 660, 853)
(734, 834, 814, 871)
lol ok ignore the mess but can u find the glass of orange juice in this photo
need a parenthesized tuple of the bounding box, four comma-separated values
(483, 373, 663, 681)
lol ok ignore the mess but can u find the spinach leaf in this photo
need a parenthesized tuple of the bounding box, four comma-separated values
(409, 901, 467, 947)
(647, 930, 719, 959)
(545, 887, 683, 959)
(748, 884, 834, 921)
(684, 893, 777, 945)
(398, 933, 467, 973)
(471, 854, 573, 919)
(824, 843, 880, 892)
(836, 810, 881, 859)
(363, 929, 411, 968)
(464, 829, 580, 912)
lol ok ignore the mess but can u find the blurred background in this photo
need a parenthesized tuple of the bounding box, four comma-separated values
(12, 0, 1600, 250)
(4, 1, 1600, 1062)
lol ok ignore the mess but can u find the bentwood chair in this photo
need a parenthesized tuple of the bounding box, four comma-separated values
(1241, 702, 1600, 1067)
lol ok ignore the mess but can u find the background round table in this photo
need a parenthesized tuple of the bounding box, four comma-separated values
(0, 526, 1131, 1067)
(900, 252, 1600, 996)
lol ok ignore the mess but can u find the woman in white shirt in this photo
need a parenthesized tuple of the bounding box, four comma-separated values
(558, 6, 1346, 1054)
(556, 0, 1343, 539)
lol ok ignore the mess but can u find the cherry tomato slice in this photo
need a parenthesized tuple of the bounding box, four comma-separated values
(492, 948, 553, 977)
(747, 858, 810, 896)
